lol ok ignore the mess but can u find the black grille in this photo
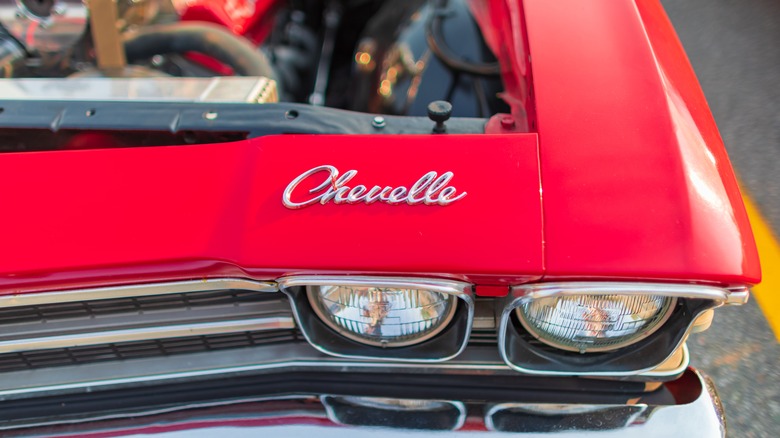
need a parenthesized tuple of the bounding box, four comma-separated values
(0, 327, 498, 374)
(468, 329, 499, 347)
(0, 288, 300, 373)
(0, 329, 305, 373)
(0, 289, 274, 325)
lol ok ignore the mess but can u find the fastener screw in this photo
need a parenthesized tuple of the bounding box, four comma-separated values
(372, 116, 386, 129)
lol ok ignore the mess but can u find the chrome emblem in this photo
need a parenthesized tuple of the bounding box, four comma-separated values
(283, 165, 467, 209)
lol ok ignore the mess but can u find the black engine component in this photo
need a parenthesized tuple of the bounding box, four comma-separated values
(264, 8, 321, 102)
(348, 0, 506, 118)
(0, 25, 25, 78)
(124, 22, 278, 80)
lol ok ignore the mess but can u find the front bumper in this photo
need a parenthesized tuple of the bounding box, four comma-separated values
(5, 368, 726, 437)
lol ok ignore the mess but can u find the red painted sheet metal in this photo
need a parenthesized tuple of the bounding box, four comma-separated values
(177, 0, 279, 43)
(0, 134, 543, 293)
(522, 0, 760, 284)
(472, 0, 536, 131)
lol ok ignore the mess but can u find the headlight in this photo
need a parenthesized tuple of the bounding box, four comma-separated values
(308, 285, 458, 347)
(516, 294, 676, 353)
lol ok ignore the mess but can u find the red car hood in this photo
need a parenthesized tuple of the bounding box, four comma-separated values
(0, 0, 760, 293)
(0, 134, 544, 292)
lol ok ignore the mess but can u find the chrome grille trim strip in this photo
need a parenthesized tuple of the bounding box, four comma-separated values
(0, 344, 514, 399)
(0, 279, 278, 308)
(725, 285, 750, 305)
(0, 342, 686, 400)
(277, 276, 470, 295)
(0, 316, 295, 354)
(509, 282, 743, 302)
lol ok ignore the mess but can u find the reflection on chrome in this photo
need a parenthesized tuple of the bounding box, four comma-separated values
(6, 370, 726, 437)
(485, 403, 647, 432)
(322, 396, 466, 430)
(516, 294, 675, 353)
(308, 284, 458, 347)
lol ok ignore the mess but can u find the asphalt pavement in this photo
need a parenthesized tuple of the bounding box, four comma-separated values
(660, 0, 780, 436)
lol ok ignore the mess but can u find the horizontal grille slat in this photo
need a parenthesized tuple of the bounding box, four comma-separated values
(0, 290, 273, 325)
(0, 287, 301, 372)
(468, 329, 499, 347)
(0, 329, 305, 373)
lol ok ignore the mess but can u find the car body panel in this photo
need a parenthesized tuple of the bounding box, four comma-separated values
(522, 0, 760, 284)
(0, 134, 543, 293)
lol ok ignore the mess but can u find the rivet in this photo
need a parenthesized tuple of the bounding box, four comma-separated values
(372, 116, 386, 129)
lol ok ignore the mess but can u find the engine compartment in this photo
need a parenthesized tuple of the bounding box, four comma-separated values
(0, 0, 511, 124)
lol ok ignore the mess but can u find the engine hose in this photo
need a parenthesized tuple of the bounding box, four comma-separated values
(0, 27, 25, 78)
(425, 0, 501, 77)
(124, 22, 278, 81)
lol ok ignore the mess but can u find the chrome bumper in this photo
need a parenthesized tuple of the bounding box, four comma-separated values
(5, 368, 726, 437)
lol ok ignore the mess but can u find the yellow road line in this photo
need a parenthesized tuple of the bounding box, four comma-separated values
(742, 194, 780, 342)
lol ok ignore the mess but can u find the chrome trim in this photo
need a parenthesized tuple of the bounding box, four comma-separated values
(0, 278, 278, 308)
(725, 286, 750, 305)
(484, 403, 648, 431)
(277, 276, 475, 363)
(1, 369, 729, 437)
(480, 370, 724, 436)
(510, 282, 740, 302)
(498, 282, 733, 377)
(282, 165, 467, 209)
(641, 343, 689, 378)
(0, 77, 279, 104)
(0, 343, 513, 399)
(321, 396, 467, 430)
(278, 276, 471, 296)
(0, 395, 320, 433)
(0, 317, 295, 354)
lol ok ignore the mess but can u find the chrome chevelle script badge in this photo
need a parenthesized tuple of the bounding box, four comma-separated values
(283, 165, 467, 209)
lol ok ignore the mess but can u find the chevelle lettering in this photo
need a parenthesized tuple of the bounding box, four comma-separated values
(282, 165, 467, 208)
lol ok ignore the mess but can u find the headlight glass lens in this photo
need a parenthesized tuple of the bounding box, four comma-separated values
(307, 285, 457, 347)
(516, 295, 675, 353)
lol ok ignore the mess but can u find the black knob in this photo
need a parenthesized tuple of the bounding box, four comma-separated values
(427, 100, 452, 133)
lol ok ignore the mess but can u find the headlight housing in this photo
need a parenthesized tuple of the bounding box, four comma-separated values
(499, 282, 736, 376)
(307, 285, 458, 347)
(278, 276, 474, 362)
(516, 294, 676, 353)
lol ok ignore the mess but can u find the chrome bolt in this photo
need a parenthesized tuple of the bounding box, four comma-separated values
(372, 116, 386, 129)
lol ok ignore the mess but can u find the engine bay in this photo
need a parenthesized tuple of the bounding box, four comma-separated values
(0, 0, 515, 147)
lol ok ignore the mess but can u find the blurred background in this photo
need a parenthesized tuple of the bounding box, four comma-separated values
(660, 0, 779, 436)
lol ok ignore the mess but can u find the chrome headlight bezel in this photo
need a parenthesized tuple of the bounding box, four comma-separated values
(278, 276, 474, 362)
(498, 282, 742, 377)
